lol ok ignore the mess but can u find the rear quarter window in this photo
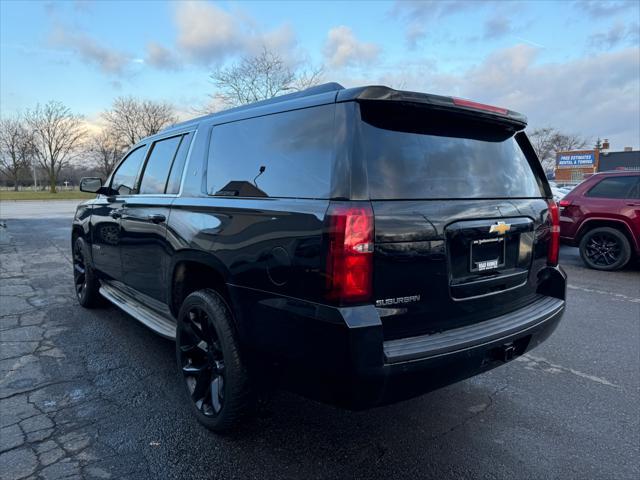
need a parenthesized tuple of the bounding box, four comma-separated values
(586, 176, 639, 199)
(207, 105, 335, 199)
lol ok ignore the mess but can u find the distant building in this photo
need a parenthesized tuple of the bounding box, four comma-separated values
(598, 149, 640, 172)
(554, 145, 639, 184)
(554, 150, 598, 184)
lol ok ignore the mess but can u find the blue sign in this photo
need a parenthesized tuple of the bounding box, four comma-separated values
(557, 151, 596, 168)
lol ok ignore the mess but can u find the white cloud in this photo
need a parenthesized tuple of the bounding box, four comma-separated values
(588, 21, 639, 49)
(323, 26, 380, 68)
(483, 16, 513, 40)
(391, 0, 481, 46)
(49, 26, 131, 75)
(145, 42, 180, 70)
(334, 44, 639, 148)
(175, 1, 242, 62)
(576, 0, 638, 18)
(173, 1, 296, 65)
(458, 45, 640, 149)
(253, 23, 297, 58)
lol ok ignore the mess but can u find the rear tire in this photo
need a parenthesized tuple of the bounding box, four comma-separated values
(176, 289, 251, 432)
(73, 236, 103, 308)
(579, 227, 631, 271)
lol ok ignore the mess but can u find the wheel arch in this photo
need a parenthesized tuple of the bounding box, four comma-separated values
(71, 224, 84, 241)
(576, 218, 638, 252)
(71, 224, 94, 265)
(168, 250, 232, 319)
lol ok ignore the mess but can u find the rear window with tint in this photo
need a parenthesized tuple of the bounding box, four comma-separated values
(360, 103, 544, 200)
(207, 105, 334, 199)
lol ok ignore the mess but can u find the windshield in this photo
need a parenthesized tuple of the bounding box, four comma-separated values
(359, 102, 544, 200)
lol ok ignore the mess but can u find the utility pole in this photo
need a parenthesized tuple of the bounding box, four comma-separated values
(31, 156, 38, 191)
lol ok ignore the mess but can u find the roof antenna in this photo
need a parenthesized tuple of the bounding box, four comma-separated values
(253, 165, 266, 187)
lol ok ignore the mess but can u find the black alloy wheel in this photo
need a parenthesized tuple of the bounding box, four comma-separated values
(585, 233, 621, 266)
(579, 227, 631, 271)
(72, 236, 102, 308)
(178, 307, 226, 417)
(73, 239, 87, 299)
(176, 290, 251, 432)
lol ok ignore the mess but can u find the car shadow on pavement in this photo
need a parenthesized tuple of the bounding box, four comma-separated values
(36, 299, 514, 479)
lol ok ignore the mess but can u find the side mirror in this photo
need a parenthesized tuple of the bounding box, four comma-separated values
(79, 177, 104, 193)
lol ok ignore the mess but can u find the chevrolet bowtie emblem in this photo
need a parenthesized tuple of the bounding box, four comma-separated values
(489, 221, 511, 235)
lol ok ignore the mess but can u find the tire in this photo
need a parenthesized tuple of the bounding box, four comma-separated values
(72, 236, 103, 308)
(176, 289, 251, 432)
(579, 227, 631, 271)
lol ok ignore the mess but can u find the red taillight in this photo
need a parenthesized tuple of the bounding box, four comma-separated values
(559, 199, 571, 208)
(326, 203, 374, 304)
(547, 200, 560, 266)
(452, 97, 508, 115)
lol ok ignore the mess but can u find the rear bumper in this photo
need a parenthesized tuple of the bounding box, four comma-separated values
(368, 295, 564, 407)
(229, 266, 566, 409)
(383, 295, 563, 364)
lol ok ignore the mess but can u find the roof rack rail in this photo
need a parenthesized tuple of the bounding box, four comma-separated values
(162, 82, 345, 133)
(221, 82, 345, 114)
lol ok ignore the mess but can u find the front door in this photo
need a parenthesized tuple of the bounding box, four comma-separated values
(90, 197, 125, 280)
(90, 145, 148, 281)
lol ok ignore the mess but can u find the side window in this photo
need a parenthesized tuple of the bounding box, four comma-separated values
(166, 133, 192, 194)
(111, 146, 147, 195)
(207, 105, 334, 199)
(586, 176, 638, 199)
(627, 179, 640, 199)
(139, 136, 182, 194)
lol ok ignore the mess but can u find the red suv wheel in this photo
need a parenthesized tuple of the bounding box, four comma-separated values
(579, 227, 632, 271)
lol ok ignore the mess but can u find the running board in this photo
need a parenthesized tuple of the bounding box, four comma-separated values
(99, 281, 176, 340)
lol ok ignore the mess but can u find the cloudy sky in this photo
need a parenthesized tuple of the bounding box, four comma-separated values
(1, 0, 639, 148)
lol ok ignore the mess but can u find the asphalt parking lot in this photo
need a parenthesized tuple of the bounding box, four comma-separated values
(1, 200, 639, 480)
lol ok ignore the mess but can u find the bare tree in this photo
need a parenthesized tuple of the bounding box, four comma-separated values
(528, 127, 589, 172)
(528, 127, 556, 169)
(210, 48, 323, 108)
(89, 130, 123, 178)
(288, 66, 324, 92)
(553, 133, 589, 153)
(103, 97, 177, 149)
(26, 102, 86, 193)
(0, 116, 34, 191)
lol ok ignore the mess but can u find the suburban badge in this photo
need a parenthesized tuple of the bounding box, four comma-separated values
(376, 295, 421, 307)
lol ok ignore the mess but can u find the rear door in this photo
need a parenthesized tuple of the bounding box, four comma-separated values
(120, 133, 192, 302)
(356, 101, 552, 340)
(582, 175, 637, 219)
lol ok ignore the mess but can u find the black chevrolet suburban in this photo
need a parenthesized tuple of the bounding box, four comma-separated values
(73, 83, 566, 431)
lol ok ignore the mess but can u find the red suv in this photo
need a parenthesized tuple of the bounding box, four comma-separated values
(560, 171, 640, 270)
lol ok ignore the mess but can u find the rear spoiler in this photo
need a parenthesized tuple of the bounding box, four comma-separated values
(337, 86, 527, 130)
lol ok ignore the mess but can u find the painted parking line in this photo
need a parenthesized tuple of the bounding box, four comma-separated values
(567, 284, 640, 304)
(516, 353, 619, 388)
